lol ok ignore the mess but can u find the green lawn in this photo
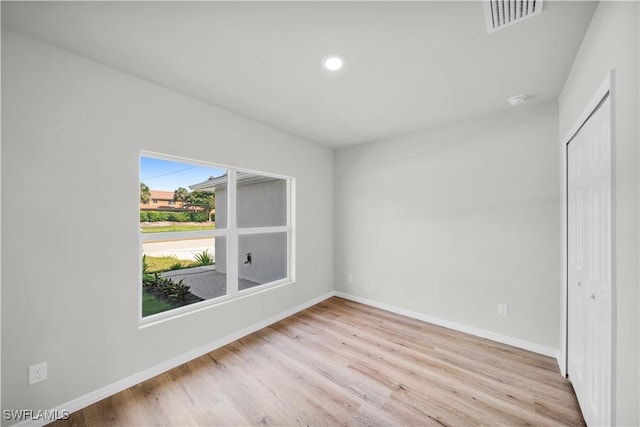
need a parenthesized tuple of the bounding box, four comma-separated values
(142, 289, 173, 316)
(141, 224, 215, 233)
(145, 256, 198, 273)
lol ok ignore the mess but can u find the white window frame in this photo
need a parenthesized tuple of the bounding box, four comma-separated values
(138, 151, 295, 327)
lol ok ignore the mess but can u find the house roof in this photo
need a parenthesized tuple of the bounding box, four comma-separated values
(189, 172, 278, 192)
(148, 190, 175, 201)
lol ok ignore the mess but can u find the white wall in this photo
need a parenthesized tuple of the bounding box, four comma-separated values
(238, 233, 287, 284)
(216, 178, 287, 228)
(558, 2, 639, 424)
(1, 30, 333, 418)
(237, 179, 287, 228)
(335, 101, 561, 350)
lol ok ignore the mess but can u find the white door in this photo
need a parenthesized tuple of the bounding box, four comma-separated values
(567, 94, 612, 426)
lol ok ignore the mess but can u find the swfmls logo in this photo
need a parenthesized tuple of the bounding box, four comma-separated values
(3, 409, 70, 422)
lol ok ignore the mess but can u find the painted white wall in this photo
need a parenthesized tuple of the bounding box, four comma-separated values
(1, 29, 333, 419)
(334, 101, 561, 350)
(237, 178, 287, 228)
(215, 177, 287, 228)
(238, 233, 287, 284)
(558, 2, 639, 424)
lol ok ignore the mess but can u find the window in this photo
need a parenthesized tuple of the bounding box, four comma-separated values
(139, 153, 294, 322)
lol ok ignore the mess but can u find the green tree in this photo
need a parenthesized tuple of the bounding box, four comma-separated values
(185, 191, 214, 210)
(173, 187, 189, 204)
(140, 182, 151, 204)
(185, 191, 215, 221)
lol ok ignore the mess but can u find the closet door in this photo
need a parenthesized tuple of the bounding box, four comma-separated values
(567, 94, 612, 427)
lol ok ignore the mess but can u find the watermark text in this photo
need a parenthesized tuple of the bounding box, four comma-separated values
(3, 409, 70, 422)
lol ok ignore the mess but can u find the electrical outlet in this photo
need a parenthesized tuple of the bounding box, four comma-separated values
(29, 362, 48, 386)
(498, 304, 509, 317)
(347, 273, 354, 283)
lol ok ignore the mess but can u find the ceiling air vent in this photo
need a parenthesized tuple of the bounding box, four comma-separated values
(483, 0, 543, 33)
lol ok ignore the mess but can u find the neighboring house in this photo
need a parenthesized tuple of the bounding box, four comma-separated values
(190, 173, 287, 284)
(140, 190, 183, 211)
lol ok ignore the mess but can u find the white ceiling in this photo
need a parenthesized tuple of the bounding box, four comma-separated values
(2, 1, 597, 148)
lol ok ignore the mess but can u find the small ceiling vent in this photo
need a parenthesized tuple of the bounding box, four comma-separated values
(483, 0, 543, 33)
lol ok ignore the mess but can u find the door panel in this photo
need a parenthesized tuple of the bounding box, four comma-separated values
(567, 95, 612, 426)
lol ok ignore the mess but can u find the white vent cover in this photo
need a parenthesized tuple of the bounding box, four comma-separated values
(483, 0, 543, 33)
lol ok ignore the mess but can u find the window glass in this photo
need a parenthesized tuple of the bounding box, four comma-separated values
(238, 232, 288, 291)
(140, 155, 292, 321)
(236, 173, 287, 228)
(140, 156, 226, 317)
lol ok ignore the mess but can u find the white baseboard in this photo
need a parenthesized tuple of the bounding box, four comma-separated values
(12, 291, 335, 427)
(334, 291, 560, 361)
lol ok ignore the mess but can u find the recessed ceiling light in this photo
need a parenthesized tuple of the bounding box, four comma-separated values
(322, 55, 344, 71)
(507, 95, 528, 106)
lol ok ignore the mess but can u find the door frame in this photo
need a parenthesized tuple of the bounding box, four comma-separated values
(560, 70, 616, 424)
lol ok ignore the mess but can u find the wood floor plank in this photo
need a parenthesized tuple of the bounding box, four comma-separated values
(298, 307, 567, 413)
(50, 297, 585, 426)
(284, 311, 557, 425)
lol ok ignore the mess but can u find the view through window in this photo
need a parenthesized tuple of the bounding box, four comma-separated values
(140, 154, 292, 319)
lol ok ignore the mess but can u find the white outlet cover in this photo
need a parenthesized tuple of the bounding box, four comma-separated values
(29, 362, 48, 385)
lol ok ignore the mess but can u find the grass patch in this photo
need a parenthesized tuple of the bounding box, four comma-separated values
(145, 256, 198, 273)
(141, 224, 215, 233)
(142, 289, 174, 317)
(141, 255, 204, 317)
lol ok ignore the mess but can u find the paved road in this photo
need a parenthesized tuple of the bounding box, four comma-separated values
(143, 237, 215, 261)
(140, 230, 213, 242)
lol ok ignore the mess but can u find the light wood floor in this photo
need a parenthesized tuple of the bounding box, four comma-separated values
(52, 297, 585, 426)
